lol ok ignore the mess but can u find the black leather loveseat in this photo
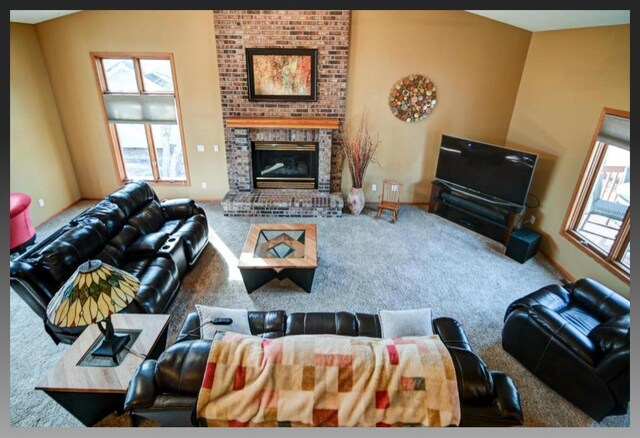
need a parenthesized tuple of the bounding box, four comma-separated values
(124, 311, 524, 427)
(10, 181, 209, 344)
(502, 278, 630, 421)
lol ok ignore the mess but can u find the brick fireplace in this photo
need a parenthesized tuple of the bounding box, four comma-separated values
(213, 10, 350, 217)
(221, 118, 343, 217)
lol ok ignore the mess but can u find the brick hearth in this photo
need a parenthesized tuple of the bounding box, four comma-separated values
(222, 190, 343, 217)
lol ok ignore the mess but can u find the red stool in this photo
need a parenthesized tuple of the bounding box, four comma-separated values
(10, 193, 37, 254)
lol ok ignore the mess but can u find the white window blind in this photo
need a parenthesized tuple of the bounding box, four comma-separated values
(103, 94, 177, 124)
(597, 114, 630, 150)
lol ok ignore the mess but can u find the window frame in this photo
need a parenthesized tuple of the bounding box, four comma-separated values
(561, 107, 630, 284)
(91, 52, 190, 186)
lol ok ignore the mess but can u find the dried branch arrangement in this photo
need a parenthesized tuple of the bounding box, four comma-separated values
(340, 112, 381, 188)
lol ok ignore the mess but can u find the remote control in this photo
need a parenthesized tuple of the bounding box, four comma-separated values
(212, 318, 233, 325)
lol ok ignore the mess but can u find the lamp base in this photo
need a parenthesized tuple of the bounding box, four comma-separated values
(91, 318, 130, 364)
(91, 333, 130, 364)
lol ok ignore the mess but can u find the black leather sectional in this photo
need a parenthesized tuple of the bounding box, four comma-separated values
(124, 311, 524, 427)
(503, 278, 630, 421)
(10, 181, 209, 344)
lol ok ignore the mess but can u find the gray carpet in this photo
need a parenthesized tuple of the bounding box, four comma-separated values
(10, 201, 630, 427)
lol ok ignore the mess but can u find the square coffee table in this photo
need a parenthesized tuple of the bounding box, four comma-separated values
(36, 314, 170, 426)
(238, 224, 317, 293)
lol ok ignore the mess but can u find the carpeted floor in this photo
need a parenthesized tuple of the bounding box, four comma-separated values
(9, 201, 630, 427)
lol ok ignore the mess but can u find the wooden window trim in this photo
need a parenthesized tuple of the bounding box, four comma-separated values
(90, 52, 190, 187)
(132, 58, 145, 94)
(560, 107, 630, 284)
(144, 125, 160, 181)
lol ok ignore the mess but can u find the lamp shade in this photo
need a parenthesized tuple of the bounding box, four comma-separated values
(46, 260, 139, 328)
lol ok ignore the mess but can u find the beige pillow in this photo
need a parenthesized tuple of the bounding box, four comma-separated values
(378, 308, 434, 338)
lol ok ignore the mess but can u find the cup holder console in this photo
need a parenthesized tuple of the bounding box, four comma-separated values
(158, 236, 187, 277)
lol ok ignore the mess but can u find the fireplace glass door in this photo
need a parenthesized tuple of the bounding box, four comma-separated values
(252, 142, 318, 189)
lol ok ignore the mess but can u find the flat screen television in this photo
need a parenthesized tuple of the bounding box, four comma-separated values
(435, 135, 538, 207)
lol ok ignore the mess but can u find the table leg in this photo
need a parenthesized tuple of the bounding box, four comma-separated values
(282, 268, 316, 293)
(43, 391, 125, 426)
(240, 269, 277, 293)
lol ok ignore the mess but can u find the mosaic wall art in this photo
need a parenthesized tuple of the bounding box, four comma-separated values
(388, 74, 437, 123)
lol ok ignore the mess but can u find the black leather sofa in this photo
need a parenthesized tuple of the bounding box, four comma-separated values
(124, 311, 524, 427)
(10, 181, 209, 344)
(502, 278, 630, 421)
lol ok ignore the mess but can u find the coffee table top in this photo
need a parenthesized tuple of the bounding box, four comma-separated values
(238, 224, 317, 270)
(36, 314, 170, 394)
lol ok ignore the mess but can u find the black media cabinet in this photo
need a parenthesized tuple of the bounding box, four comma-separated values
(428, 180, 524, 245)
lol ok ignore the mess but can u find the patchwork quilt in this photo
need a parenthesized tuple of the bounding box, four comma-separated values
(196, 332, 460, 427)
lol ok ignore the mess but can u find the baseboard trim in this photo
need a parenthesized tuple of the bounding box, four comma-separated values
(539, 248, 576, 283)
(37, 198, 84, 227)
(364, 202, 429, 206)
(80, 197, 223, 203)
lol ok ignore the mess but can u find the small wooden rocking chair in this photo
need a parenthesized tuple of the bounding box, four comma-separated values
(375, 180, 403, 223)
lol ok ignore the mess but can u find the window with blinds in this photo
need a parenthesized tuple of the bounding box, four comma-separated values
(92, 54, 188, 184)
(562, 108, 630, 283)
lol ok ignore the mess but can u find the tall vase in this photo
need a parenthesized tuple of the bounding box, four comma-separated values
(347, 187, 365, 215)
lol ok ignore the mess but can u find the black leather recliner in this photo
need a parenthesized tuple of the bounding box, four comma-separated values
(10, 181, 210, 344)
(124, 311, 524, 427)
(502, 278, 630, 421)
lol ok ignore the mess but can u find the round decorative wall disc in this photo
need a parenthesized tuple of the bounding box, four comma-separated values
(388, 74, 437, 123)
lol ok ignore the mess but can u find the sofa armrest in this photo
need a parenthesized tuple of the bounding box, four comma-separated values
(447, 346, 494, 404)
(529, 304, 597, 365)
(490, 372, 524, 425)
(595, 346, 630, 384)
(175, 312, 202, 343)
(504, 284, 571, 321)
(126, 232, 169, 259)
(462, 371, 524, 427)
(433, 317, 472, 351)
(161, 199, 196, 220)
(571, 278, 630, 320)
(155, 340, 212, 395)
(9, 260, 57, 321)
(596, 346, 630, 408)
(124, 360, 159, 411)
(193, 205, 206, 217)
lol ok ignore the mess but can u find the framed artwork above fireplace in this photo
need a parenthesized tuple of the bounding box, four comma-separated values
(245, 48, 317, 102)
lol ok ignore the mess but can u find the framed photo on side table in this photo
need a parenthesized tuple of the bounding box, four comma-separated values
(245, 48, 318, 102)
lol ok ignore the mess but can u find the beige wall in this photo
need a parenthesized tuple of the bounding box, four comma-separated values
(506, 25, 630, 296)
(344, 11, 531, 202)
(10, 23, 80, 226)
(35, 10, 228, 200)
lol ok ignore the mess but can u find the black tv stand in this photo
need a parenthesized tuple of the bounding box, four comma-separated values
(428, 180, 524, 245)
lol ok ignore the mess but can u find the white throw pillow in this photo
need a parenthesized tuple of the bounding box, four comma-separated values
(195, 305, 252, 340)
(378, 308, 434, 338)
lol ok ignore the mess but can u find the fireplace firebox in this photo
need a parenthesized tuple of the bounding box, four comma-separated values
(252, 141, 319, 189)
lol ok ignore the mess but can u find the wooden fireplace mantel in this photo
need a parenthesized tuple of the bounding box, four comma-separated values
(226, 117, 340, 130)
